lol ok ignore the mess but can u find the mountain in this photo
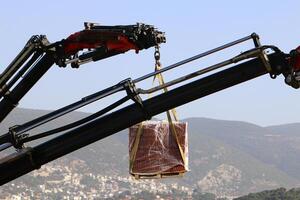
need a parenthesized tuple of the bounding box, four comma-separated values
(186, 118, 300, 181)
(1, 108, 300, 199)
(267, 123, 300, 136)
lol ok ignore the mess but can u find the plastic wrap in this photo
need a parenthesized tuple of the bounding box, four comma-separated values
(129, 121, 188, 178)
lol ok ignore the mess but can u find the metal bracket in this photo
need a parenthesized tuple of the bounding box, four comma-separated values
(122, 79, 150, 119)
(122, 79, 142, 106)
(8, 125, 28, 149)
(251, 33, 272, 73)
(84, 22, 101, 30)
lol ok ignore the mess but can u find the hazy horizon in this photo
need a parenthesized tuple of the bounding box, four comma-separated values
(9, 106, 300, 128)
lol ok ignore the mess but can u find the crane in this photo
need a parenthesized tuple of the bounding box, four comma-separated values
(0, 22, 165, 123)
(0, 25, 299, 185)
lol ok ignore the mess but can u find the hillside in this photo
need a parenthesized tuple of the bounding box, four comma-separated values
(185, 118, 300, 180)
(234, 188, 300, 200)
(1, 108, 300, 199)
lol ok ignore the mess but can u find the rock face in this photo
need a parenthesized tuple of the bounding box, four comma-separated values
(198, 164, 242, 197)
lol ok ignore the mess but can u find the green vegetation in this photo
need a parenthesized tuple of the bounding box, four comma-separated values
(235, 188, 300, 200)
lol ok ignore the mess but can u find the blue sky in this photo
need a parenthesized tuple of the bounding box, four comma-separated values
(1, 1, 300, 126)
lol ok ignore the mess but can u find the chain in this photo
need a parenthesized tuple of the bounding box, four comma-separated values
(154, 45, 161, 70)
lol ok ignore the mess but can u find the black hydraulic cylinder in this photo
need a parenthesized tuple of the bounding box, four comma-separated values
(0, 52, 42, 98)
(0, 53, 55, 123)
(0, 42, 36, 90)
(0, 53, 287, 185)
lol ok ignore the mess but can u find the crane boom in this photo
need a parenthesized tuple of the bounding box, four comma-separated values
(0, 31, 299, 185)
(0, 51, 289, 185)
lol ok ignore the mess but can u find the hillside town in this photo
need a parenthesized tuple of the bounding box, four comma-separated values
(0, 160, 199, 200)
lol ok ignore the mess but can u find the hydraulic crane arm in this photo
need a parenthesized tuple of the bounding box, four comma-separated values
(0, 23, 165, 123)
(0, 33, 299, 185)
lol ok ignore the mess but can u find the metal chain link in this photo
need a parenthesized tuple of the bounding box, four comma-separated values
(154, 45, 161, 69)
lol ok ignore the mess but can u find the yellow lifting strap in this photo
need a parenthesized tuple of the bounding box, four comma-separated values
(129, 122, 144, 172)
(129, 47, 186, 172)
(152, 63, 179, 121)
(154, 62, 186, 165)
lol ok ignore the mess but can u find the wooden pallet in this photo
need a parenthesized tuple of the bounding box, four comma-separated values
(131, 172, 185, 179)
